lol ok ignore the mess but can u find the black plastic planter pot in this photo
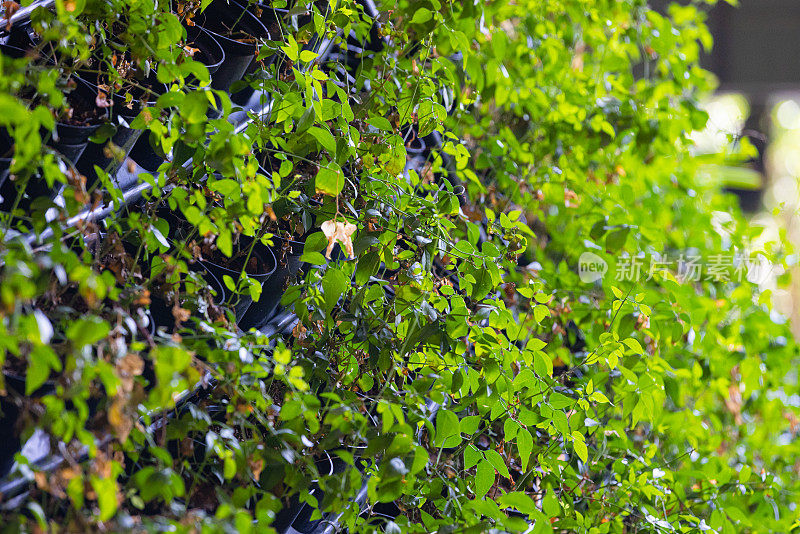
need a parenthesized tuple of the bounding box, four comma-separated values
(200, 236, 277, 323)
(128, 28, 224, 172)
(248, 3, 288, 36)
(128, 130, 167, 172)
(186, 25, 226, 79)
(0, 371, 56, 480)
(152, 206, 277, 322)
(0, 42, 32, 60)
(117, 87, 169, 173)
(3, 23, 38, 51)
(0, 158, 11, 200)
(0, 165, 63, 214)
(75, 117, 143, 189)
(404, 133, 427, 162)
(237, 236, 304, 331)
(51, 120, 103, 166)
(0, 397, 22, 479)
(102, 231, 231, 331)
(48, 77, 109, 165)
(271, 451, 339, 533)
(0, 128, 12, 189)
(51, 122, 98, 164)
(0, 45, 107, 166)
(194, 1, 270, 95)
(273, 453, 371, 534)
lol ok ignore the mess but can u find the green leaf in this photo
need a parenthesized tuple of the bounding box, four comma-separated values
(434, 409, 460, 447)
(354, 251, 380, 285)
(296, 105, 315, 133)
(534, 351, 553, 378)
(411, 7, 433, 24)
(475, 460, 494, 499)
(368, 116, 393, 131)
(622, 338, 644, 354)
(549, 392, 572, 409)
(299, 49, 318, 63)
(517, 286, 534, 298)
(605, 227, 630, 251)
(308, 126, 337, 153)
(503, 418, 520, 441)
(552, 410, 570, 438)
(304, 231, 328, 254)
(223, 274, 236, 292)
(532, 510, 555, 534)
(66, 317, 110, 349)
(417, 99, 439, 137)
(517, 429, 533, 471)
(542, 491, 560, 516)
(534, 293, 551, 304)
(460, 415, 481, 435)
(298, 251, 325, 266)
(464, 444, 482, 470)
(217, 230, 232, 257)
(315, 161, 345, 196)
(92, 476, 119, 521)
(484, 359, 500, 383)
(739, 465, 752, 483)
(26, 346, 56, 395)
(484, 449, 510, 478)
(282, 34, 299, 62)
(497, 492, 537, 515)
(533, 305, 550, 323)
(321, 267, 349, 314)
(383, 136, 407, 175)
(572, 431, 588, 463)
(209, 178, 240, 198)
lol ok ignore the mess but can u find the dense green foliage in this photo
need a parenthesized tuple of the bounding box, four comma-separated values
(0, 0, 797, 532)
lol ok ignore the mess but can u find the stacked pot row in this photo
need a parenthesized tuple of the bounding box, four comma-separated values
(0, 0, 287, 211)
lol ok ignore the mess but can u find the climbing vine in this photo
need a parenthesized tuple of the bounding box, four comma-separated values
(0, 0, 796, 532)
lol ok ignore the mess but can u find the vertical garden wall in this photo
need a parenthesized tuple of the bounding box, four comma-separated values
(0, 0, 797, 532)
